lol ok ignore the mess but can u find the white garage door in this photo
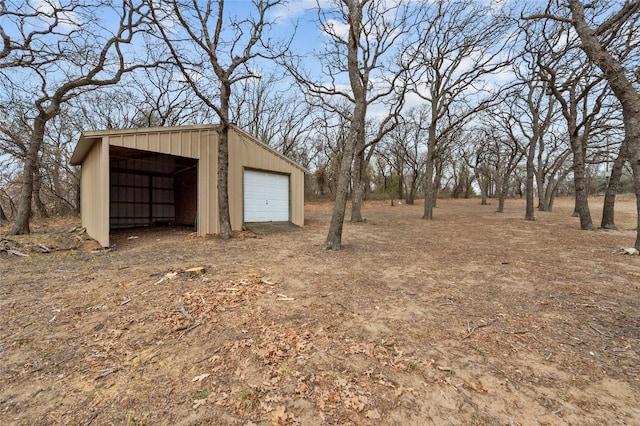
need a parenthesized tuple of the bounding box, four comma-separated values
(243, 170, 290, 222)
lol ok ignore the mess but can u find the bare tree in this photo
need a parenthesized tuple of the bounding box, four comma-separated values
(308, 108, 353, 199)
(39, 111, 86, 214)
(601, 134, 627, 228)
(566, 1, 638, 231)
(497, 79, 558, 221)
(311, 0, 368, 248)
(149, 0, 288, 239)
(128, 67, 214, 127)
(1, 1, 160, 235)
(69, 66, 213, 132)
(0, 1, 50, 68)
(282, 0, 421, 249)
(459, 129, 496, 205)
(535, 130, 573, 212)
(476, 113, 525, 213)
(383, 107, 429, 205)
(410, 0, 513, 220)
(73, 89, 142, 130)
(526, 14, 615, 229)
(531, 0, 640, 246)
(230, 71, 318, 162)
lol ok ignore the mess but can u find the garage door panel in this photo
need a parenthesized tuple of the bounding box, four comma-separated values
(244, 170, 290, 222)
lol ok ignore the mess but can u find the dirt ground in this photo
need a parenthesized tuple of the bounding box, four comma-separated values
(1, 196, 639, 426)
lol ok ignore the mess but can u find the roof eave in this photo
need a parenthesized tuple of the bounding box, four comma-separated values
(70, 134, 100, 166)
(229, 124, 310, 174)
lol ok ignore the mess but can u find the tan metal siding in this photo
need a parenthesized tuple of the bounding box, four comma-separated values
(110, 130, 202, 159)
(148, 132, 160, 152)
(81, 138, 110, 247)
(290, 169, 305, 226)
(228, 128, 305, 229)
(197, 130, 219, 236)
(75, 125, 304, 243)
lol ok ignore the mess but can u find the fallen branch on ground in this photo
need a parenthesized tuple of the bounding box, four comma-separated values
(462, 318, 498, 340)
(95, 367, 119, 380)
(588, 322, 614, 338)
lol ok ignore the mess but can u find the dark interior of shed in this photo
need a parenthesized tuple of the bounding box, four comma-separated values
(109, 146, 197, 229)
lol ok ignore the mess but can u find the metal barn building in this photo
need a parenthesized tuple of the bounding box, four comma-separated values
(70, 124, 306, 247)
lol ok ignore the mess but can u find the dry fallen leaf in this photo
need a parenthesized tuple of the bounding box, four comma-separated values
(271, 405, 287, 425)
(191, 373, 210, 382)
(295, 382, 308, 394)
(366, 409, 381, 419)
(350, 395, 366, 412)
(193, 398, 207, 410)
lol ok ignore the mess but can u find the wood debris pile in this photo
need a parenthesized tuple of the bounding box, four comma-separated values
(1, 226, 97, 257)
(1, 239, 31, 257)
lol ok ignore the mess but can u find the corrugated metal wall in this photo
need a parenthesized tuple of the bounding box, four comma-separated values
(110, 129, 203, 159)
(228, 128, 305, 229)
(77, 125, 305, 246)
(80, 139, 110, 247)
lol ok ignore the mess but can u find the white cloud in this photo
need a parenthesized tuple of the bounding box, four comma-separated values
(33, 0, 82, 30)
(270, 0, 334, 23)
(148, 0, 180, 32)
(322, 18, 349, 40)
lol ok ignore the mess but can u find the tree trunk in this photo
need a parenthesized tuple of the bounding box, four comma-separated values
(0, 203, 7, 224)
(52, 147, 70, 214)
(405, 194, 414, 205)
(406, 172, 418, 205)
(423, 92, 439, 219)
(9, 115, 47, 235)
(543, 171, 564, 212)
(525, 140, 536, 221)
(33, 167, 48, 218)
(497, 174, 508, 213)
(601, 138, 627, 229)
(323, 125, 357, 250)
(433, 159, 443, 208)
(464, 175, 474, 198)
(569, 128, 594, 229)
(478, 175, 488, 205)
(72, 171, 81, 215)
(548, 187, 557, 211)
(536, 143, 546, 211)
(217, 83, 233, 240)
(350, 143, 366, 222)
(497, 194, 506, 212)
(323, 0, 364, 250)
(423, 145, 436, 219)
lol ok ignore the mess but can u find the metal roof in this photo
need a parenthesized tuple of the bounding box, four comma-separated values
(70, 124, 309, 173)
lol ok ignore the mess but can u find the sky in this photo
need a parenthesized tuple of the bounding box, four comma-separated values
(4, 0, 622, 129)
(1, 0, 630, 180)
(5, 0, 585, 141)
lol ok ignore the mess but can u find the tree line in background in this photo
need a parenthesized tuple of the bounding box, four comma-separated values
(0, 0, 639, 249)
